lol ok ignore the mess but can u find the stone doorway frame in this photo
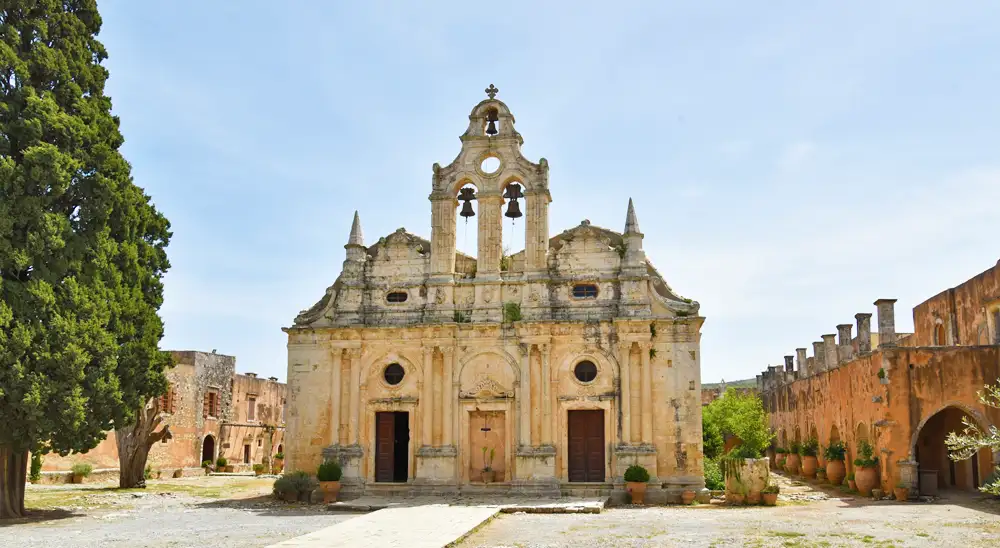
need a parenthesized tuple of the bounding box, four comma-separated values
(556, 399, 614, 482)
(459, 398, 514, 484)
(365, 399, 418, 484)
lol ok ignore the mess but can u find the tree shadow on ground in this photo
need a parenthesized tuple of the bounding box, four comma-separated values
(0, 508, 82, 527)
(193, 495, 364, 518)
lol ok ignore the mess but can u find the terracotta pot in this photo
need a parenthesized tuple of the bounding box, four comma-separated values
(801, 456, 818, 478)
(224, 465, 235, 473)
(848, 479, 857, 491)
(826, 460, 846, 486)
(681, 490, 696, 505)
(893, 487, 908, 502)
(71, 474, 84, 484)
(627, 482, 647, 505)
(855, 467, 878, 496)
(481, 470, 495, 484)
(762, 492, 778, 506)
(273, 459, 284, 474)
(254, 469, 263, 477)
(726, 492, 745, 505)
(173, 469, 184, 479)
(785, 454, 801, 475)
(320, 480, 341, 503)
(746, 491, 762, 505)
(816, 471, 827, 483)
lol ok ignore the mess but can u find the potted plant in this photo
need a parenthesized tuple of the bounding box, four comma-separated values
(785, 442, 801, 475)
(847, 472, 857, 491)
(70, 462, 92, 484)
(774, 448, 787, 470)
(816, 466, 827, 482)
(624, 464, 650, 505)
(253, 463, 266, 477)
(852, 440, 879, 496)
(272, 452, 285, 474)
(799, 438, 819, 478)
(317, 460, 343, 503)
(173, 469, 184, 478)
(216, 457, 231, 473)
(681, 489, 697, 505)
(202, 460, 213, 475)
(893, 480, 909, 502)
(480, 447, 496, 483)
(273, 471, 317, 503)
(823, 441, 847, 486)
(761, 482, 779, 506)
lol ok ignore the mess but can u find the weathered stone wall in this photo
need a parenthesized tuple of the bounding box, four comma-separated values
(910, 260, 1000, 347)
(220, 373, 287, 468)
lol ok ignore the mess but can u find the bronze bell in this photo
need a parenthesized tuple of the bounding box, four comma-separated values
(458, 187, 477, 218)
(460, 200, 476, 218)
(504, 198, 522, 219)
(503, 183, 523, 199)
(485, 109, 499, 136)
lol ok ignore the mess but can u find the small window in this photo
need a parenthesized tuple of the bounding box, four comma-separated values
(384, 363, 405, 385)
(574, 360, 598, 383)
(572, 284, 598, 299)
(257, 439, 262, 447)
(247, 397, 256, 421)
(386, 291, 408, 303)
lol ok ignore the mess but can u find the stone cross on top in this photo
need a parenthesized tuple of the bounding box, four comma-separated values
(485, 84, 499, 99)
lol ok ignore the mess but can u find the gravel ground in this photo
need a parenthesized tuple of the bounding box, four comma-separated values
(460, 475, 1000, 547)
(0, 477, 360, 548)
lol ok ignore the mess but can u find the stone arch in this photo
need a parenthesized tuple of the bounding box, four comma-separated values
(910, 403, 992, 492)
(809, 424, 819, 443)
(855, 422, 870, 445)
(779, 429, 788, 448)
(201, 434, 216, 464)
(457, 349, 521, 394)
(793, 425, 802, 445)
(830, 424, 841, 444)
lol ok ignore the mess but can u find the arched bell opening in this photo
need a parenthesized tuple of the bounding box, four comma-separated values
(455, 181, 480, 263)
(913, 406, 992, 494)
(499, 179, 525, 274)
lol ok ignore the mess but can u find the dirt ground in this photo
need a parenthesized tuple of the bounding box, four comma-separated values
(460, 475, 1000, 547)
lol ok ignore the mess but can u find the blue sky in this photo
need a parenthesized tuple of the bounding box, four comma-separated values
(98, 1, 1000, 383)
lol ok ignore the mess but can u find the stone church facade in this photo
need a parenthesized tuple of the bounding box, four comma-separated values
(283, 87, 706, 501)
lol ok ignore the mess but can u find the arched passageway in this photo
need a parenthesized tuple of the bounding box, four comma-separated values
(202, 435, 216, 464)
(914, 407, 992, 493)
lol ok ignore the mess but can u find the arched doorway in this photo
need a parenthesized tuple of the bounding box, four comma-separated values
(202, 434, 216, 464)
(850, 422, 869, 475)
(913, 406, 992, 493)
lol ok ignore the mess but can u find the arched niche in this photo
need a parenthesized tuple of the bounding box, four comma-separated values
(362, 351, 422, 399)
(911, 404, 992, 492)
(457, 350, 519, 397)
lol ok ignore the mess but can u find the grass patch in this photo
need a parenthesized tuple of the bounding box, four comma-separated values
(769, 531, 806, 538)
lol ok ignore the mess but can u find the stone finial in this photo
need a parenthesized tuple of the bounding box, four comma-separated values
(624, 198, 641, 234)
(855, 313, 873, 353)
(837, 324, 854, 364)
(796, 348, 808, 377)
(822, 334, 838, 370)
(784, 355, 794, 373)
(347, 210, 364, 247)
(874, 299, 897, 347)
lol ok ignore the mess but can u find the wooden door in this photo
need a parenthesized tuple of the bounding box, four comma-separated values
(567, 410, 605, 482)
(375, 412, 395, 482)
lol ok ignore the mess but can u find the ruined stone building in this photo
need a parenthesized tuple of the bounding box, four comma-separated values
(38, 351, 286, 482)
(283, 86, 706, 501)
(759, 260, 1000, 495)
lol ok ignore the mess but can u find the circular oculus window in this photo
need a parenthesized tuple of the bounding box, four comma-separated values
(383, 363, 405, 385)
(574, 360, 598, 383)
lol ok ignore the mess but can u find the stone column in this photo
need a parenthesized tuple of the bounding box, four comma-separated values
(822, 334, 838, 370)
(874, 299, 897, 347)
(837, 324, 854, 364)
(421, 346, 434, 447)
(640, 342, 653, 444)
(476, 194, 503, 279)
(347, 348, 361, 444)
(812, 342, 825, 373)
(619, 342, 632, 444)
(429, 193, 458, 276)
(520, 344, 532, 447)
(540, 344, 552, 445)
(856, 313, 872, 353)
(329, 348, 342, 446)
(441, 346, 455, 447)
(796, 348, 808, 377)
(524, 190, 551, 273)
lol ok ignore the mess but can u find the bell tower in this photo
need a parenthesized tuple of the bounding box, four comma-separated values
(428, 86, 551, 316)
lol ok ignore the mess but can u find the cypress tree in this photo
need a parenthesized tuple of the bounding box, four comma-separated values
(0, 1, 171, 517)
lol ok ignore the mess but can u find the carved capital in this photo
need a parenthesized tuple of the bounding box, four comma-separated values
(346, 347, 362, 360)
(440, 345, 455, 357)
(422, 346, 434, 359)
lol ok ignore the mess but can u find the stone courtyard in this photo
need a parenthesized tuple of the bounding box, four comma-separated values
(4, 474, 999, 547)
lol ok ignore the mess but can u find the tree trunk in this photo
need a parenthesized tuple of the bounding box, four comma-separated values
(116, 398, 171, 489)
(1, 446, 28, 519)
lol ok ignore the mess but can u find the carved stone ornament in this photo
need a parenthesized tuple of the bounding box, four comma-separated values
(529, 290, 540, 303)
(460, 375, 512, 399)
(434, 288, 446, 304)
(483, 288, 494, 304)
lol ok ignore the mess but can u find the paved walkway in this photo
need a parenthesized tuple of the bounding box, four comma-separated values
(267, 505, 501, 548)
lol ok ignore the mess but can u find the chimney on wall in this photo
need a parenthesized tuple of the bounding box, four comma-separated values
(268, 376, 278, 382)
(796, 348, 808, 377)
(874, 299, 898, 347)
(784, 355, 794, 373)
(822, 334, 838, 369)
(855, 313, 873, 354)
(812, 341, 825, 372)
(245, 372, 257, 378)
(837, 324, 854, 364)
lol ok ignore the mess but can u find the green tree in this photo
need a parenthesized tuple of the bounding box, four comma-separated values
(702, 406, 724, 460)
(946, 383, 1000, 496)
(0, 1, 171, 517)
(703, 388, 773, 459)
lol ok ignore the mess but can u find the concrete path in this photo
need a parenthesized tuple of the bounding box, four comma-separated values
(267, 505, 500, 548)
(328, 495, 606, 514)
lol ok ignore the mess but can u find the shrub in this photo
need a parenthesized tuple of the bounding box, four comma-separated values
(623, 464, 650, 483)
(704, 458, 724, 490)
(216, 457, 228, 468)
(29, 453, 42, 482)
(253, 463, 266, 473)
(702, 389, 774, 458)
(502, 301, 522, 323)
(201, 460, 213, 469)
(274, 452, 284, 460)
(775, 447, 786, 454)
(702, 407, 724, 459)
(274, 471, 317, 498)
(853, 440, 878, 468)
(144, 465, 153, 480)
(824, 441, 847, 461)
(317, 460, 343, 482)
(799, 438, 819, 457)
(71, 463, 93, 477)
(761, 482, 780, 494)
(789, 441, 801, 455)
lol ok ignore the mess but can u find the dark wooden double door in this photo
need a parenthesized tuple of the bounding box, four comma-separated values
(567, 410, 605, 482)
(375, 412, 409, 483)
